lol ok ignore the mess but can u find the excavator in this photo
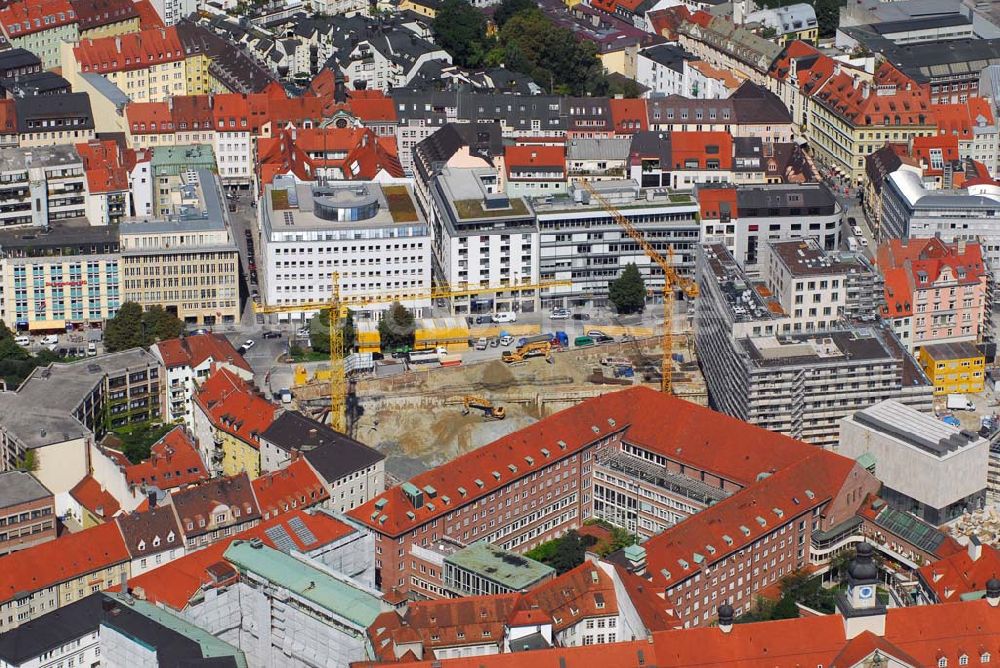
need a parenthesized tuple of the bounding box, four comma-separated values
(501, 340, 554, 365)
(462, 396, 506, 420)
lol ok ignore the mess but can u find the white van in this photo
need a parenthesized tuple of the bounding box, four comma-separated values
(492, 312, 517, 324)
(14, 335, 30, 347)
(87, 342, 97, 357)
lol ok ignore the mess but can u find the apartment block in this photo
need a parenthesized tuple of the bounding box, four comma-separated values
(698, 182, 843, 269)
(119, 169, 239, 325)
(0, 145, 87, 228)
(918, 341, 987, 395)
(0, 471, 55, 556)
(0, 0, 80, 69)
(0, 220, 120, 332)
(259, 177, 431, 320)
(14, 93, 96, 148)
(696, 243, 932, 446)
(877, 237, 992, 352)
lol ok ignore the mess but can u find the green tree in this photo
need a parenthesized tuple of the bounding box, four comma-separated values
(16, 449, 37, 472)
(548, 530, 586, 574)
(432, 0, 489, 68)
(379, 302, 416, 352)
(493, 0, 535, 27)
(499, 9, 606, 95)
(771, 595, 800, 620)
(309, 308, 356, 355)
(141, 305, 184, 342)
(609, 263, 646, 314)
(104, 302, 147, 352)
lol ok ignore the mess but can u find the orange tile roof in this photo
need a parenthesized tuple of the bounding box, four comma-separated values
(0, 99, 16, 135)
(934, 103, 976, 141)
(252, 458, 329, 520)
(128, 509, 355, 610)
(126, 101, 172, 134)
(0, 521, 128, 604)
(75, 27, 185, 75)
(75, 140, 128, 194)
(348, 387, 818, 537)
(912, 134, 960, 175)
(647, 6, 689, 39)
(812, 64, 933, 128)
(193, 368, 278, 449)
(132, 0, 163, 29)
(687, 60, 743, 91)
(0, 0, 76, 38)
(918, 544, 1000, 602)
(118, 426, 208, 490)
(522, 562, 617, 632)
(70, 475, 121, 520)
(608, 98, 648, 134)
(504, 145, 566, 175)
(257, 127, 403, 185)
(347, 90, 397, 123)
(613, 565, 680, 631)
(154, 333, 251, 373)
(877, 237, 988, 319)
(697, 185, 738, 220)
(670, 131, 733, 170)
(642, 449, 865, 589)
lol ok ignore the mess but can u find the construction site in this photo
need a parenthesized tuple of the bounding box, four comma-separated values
(292, 325, 705, 482)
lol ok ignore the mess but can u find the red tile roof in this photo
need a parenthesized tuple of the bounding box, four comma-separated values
(117, 426, 209, 490)
(0, 0, 76, 38)
(132, 0, 163, 29)
(918, 544, 1000, 602)
(69, 0, 137, 31)
(75, 140, 129, 194)
(348, 387, 818, 537)
(0, 521, 128, 604)
(0, 99, 16, 135)
(126, 101, 172, 134)
(193, 368, 278, 449)
(642, 449, 868, 590)
(70, 475, 121, 520)
(75, 27, 185, 75)
(504, 145, 566, 176)
(522, 562, 617, 633)
(252, 458, 329, 520)
(613, 565, 680, 631)
(670, 131, 733, 170)
(154, 333, 251, 373)
(697, 185, 738, 220)
(608, 98, 648, 135)
(812, 64, 933, 128)
(647, 6, 689, 40)
(128, 509, 355, 610)
(348, 90, 397, 123)
(912, 134, 960, 175)
(877, 237, 988, 319)
(257, 127, 404, 185)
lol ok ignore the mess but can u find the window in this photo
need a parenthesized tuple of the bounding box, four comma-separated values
(939, 659, 948, 668)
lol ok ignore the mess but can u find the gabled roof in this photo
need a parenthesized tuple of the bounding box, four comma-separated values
(918, 544, 1000, 602)
(170, 473, 261, 538)
(252, 458, 329, 520)
(811, 63, 933, 128)
(830, 631, 921, 668)
(262, 410, 384, 484)
(877, 237, 988, 319)
(608, 98, 648, 134)
(69, 0, 137, 31)
(349, 387, 818, 537)
(115, 504, 183, 559)
(153, 333, 251, 373)
(113, 426, 208, 490)
(75, 139, 128, 194)
(0, 521, 128, 604)
(128, 509, 354, 610)
(69, 475, 121, 520)
(74, 27, 185, 75)
(504, 145, 566, 177)
(522, 562, 617, 632)
(256, 127, 404, 185)
(193, 368, 277, 448)
(0, 0, 76, 38)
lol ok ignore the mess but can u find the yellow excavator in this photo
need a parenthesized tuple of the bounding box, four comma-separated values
(462, 396, 506, 420)
(502, 340, 553, 365)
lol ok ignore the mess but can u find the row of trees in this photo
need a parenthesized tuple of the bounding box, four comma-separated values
(432, 0, 640, 96)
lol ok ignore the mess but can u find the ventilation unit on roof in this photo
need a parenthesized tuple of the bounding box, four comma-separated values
(401, 482, 423, 509)
(540, 448, 550, 458)
(474, 479, 484, 488)
(457, 487, 467, 497)
(740, 525, 751, 536)
(525, 456, 534, 466)
(756, 516, 766, 527)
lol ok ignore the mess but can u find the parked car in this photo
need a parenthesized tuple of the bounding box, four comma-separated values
(499, 334, 514, 346)
(475, 337, 489, 350)
(242, 339, 255, 351)
(475, 315, 492, 324)
(550, 308, 571, 320)
(847, 217, 857, 227)
(87, 342, 97, 357)
(296, 327, 310, 337)
(489, 337, 500, 347)
(853, 226, 864, 237)
(492, 312, 517, 323)
(14, 335, 30, 347)
(262, 331, 282, 339)
(571, 313, 591, 320)
(586, 330, 608, 339)
(40, 334, 58, 345)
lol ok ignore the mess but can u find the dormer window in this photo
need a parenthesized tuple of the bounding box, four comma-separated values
(137, 540, 146, 551)
(167, 532, 175, 543)
(153, 536, 161, 547)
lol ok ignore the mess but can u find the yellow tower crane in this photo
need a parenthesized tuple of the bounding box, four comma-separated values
(253, 275, 571, 432)
(579, 180, 697, 394)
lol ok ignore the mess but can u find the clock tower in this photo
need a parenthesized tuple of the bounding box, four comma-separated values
(837, 542, 887, 638)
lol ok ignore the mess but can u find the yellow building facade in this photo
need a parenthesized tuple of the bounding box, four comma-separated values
(214, 429, 261, 479)
(918, 342, 985, 396)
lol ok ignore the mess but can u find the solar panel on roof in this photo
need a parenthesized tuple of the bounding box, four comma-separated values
(288, 515, 317, 546)
(265, 525, 296, 553)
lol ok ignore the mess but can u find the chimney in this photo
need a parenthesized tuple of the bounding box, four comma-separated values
(147, 489, 157, 509)
(717, 603, 734, 633)
(958, 238, 967, 255)
(969, 535, 983, 562)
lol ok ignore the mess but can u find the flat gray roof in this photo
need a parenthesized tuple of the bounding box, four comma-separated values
(262, 179, 424, 233)
(852, 400, 985, 458)
(770, 238, 865, 277)
(120, 170, 229, 235)
(445, 541, 554, 591)
(741, 328, 895, 367)
(0, 145, 81, 173)
(0, 349, 158, 449)
(0, 471, 52, 508)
